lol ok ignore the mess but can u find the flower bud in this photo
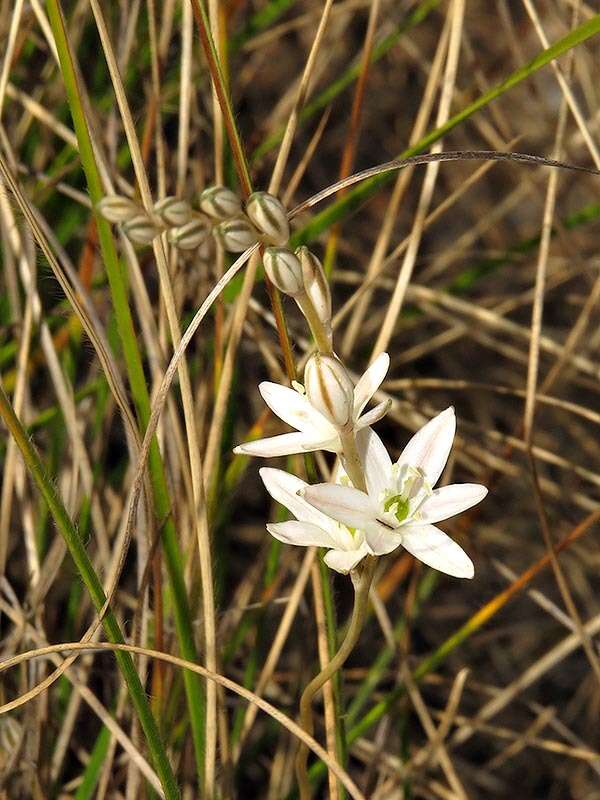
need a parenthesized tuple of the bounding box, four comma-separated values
(215, 217, 259, 252)
(199, 185, 242, 220)
(245, 192, 289, 246)
(154, 196, 192, 227)
(122, 213, 162, 245)
(97, 194, 140, 223)
(168, 216, 210, 250)
(263, 247, 304, 296)
(296, 246, 332, 328)
(304, 353, 355, 429)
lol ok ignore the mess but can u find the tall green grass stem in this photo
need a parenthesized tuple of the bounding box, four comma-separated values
(0, 381, 180, 800)
(45, 0, 207, 781)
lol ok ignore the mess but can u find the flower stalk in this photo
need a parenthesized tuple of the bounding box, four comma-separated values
(295, 554, 377, 800)
(296, 290, 333, 354)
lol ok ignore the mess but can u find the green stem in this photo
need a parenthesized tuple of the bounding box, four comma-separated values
(296, 291, 333, 355)
(317, 555, 347, 798)
(0, 382, 180, 800)
(45, 0, 207, 780)
(295, 556, 376, 800)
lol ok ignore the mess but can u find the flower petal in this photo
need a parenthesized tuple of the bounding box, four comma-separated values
(356, 399, 391, 430)
(266, 521, 338, 549)
(400, 524, 474, 578)
(300, 483, 379, 531)
(234, 431, 316, 457)
(418, 483, 488, 524)
(353, 352, 390, 418)
(397, 407, 456, 487)
(259, 382, 334, 438)
(324, 545, 369, 574)
(356, 427, 392, 500)
(364, 524, 402, 556)
(300, 435, 341, 454)
(260, 467, 332, 528)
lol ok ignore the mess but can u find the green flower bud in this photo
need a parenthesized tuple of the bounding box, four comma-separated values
(263, 247, 304, 296)
(304, 353, 355, 429)
(199, 185, 242, 220)
(97, 194, 140, 223)
(154, 196, 192, 227)
(215, 217, 259, 252)
(245, 192, 289, 246)
(122, 213, 162, 245)
(296, 246, 332, 328)
(168, 216, 210, 250)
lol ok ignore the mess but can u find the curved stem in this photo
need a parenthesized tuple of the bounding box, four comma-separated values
(296, 291, 333, 355)
(295, 555, 376, 799)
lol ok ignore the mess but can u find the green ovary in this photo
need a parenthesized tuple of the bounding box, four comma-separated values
(383, 494, 410, 523)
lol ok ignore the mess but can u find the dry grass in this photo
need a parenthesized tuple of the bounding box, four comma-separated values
(1, 0, 600, 798)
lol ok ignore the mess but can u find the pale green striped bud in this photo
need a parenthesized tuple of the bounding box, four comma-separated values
(122, 213, 162, 245)
(154, 196, 192, 227)
(168, 216, 210, 250)
(215, 217, 260, 252)
(304, 353, 354, 429)
(97, 194, 140, 223)
(296, 246, 332, 330)
(263, 247, 303, 296)
(245, 192, 289, 246)
(199, 185, 242, 220)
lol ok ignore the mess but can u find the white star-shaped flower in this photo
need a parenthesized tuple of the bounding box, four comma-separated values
(259, 467, 371, 574)
(233, 352, 391, 458)
(300, 407, 487, 579)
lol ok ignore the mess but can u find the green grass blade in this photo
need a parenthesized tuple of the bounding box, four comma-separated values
(74, 725, 111, 800)
(0, 382, 180, 800)
(231, 0, 299, 53)
(45, 0, 207, 783)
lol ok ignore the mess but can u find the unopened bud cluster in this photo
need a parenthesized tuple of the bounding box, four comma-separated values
(97, 193, 209, 253)
(97, 187, 292, 257)
(214, 191, 290, 252)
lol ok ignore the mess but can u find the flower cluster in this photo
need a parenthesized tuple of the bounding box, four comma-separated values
(102, 181, 487, 581)
(234, 236, 487, 578)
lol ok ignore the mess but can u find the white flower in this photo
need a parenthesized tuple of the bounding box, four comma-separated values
(300, 408, 487, 579)
(259, 468, 371, 573)
(233, 352, 391, 457)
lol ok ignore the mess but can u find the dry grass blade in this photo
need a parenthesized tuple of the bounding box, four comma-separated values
(0, 641, 366, 800)
(371, 0, 465, 359)
(290, 150, 600, 216)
